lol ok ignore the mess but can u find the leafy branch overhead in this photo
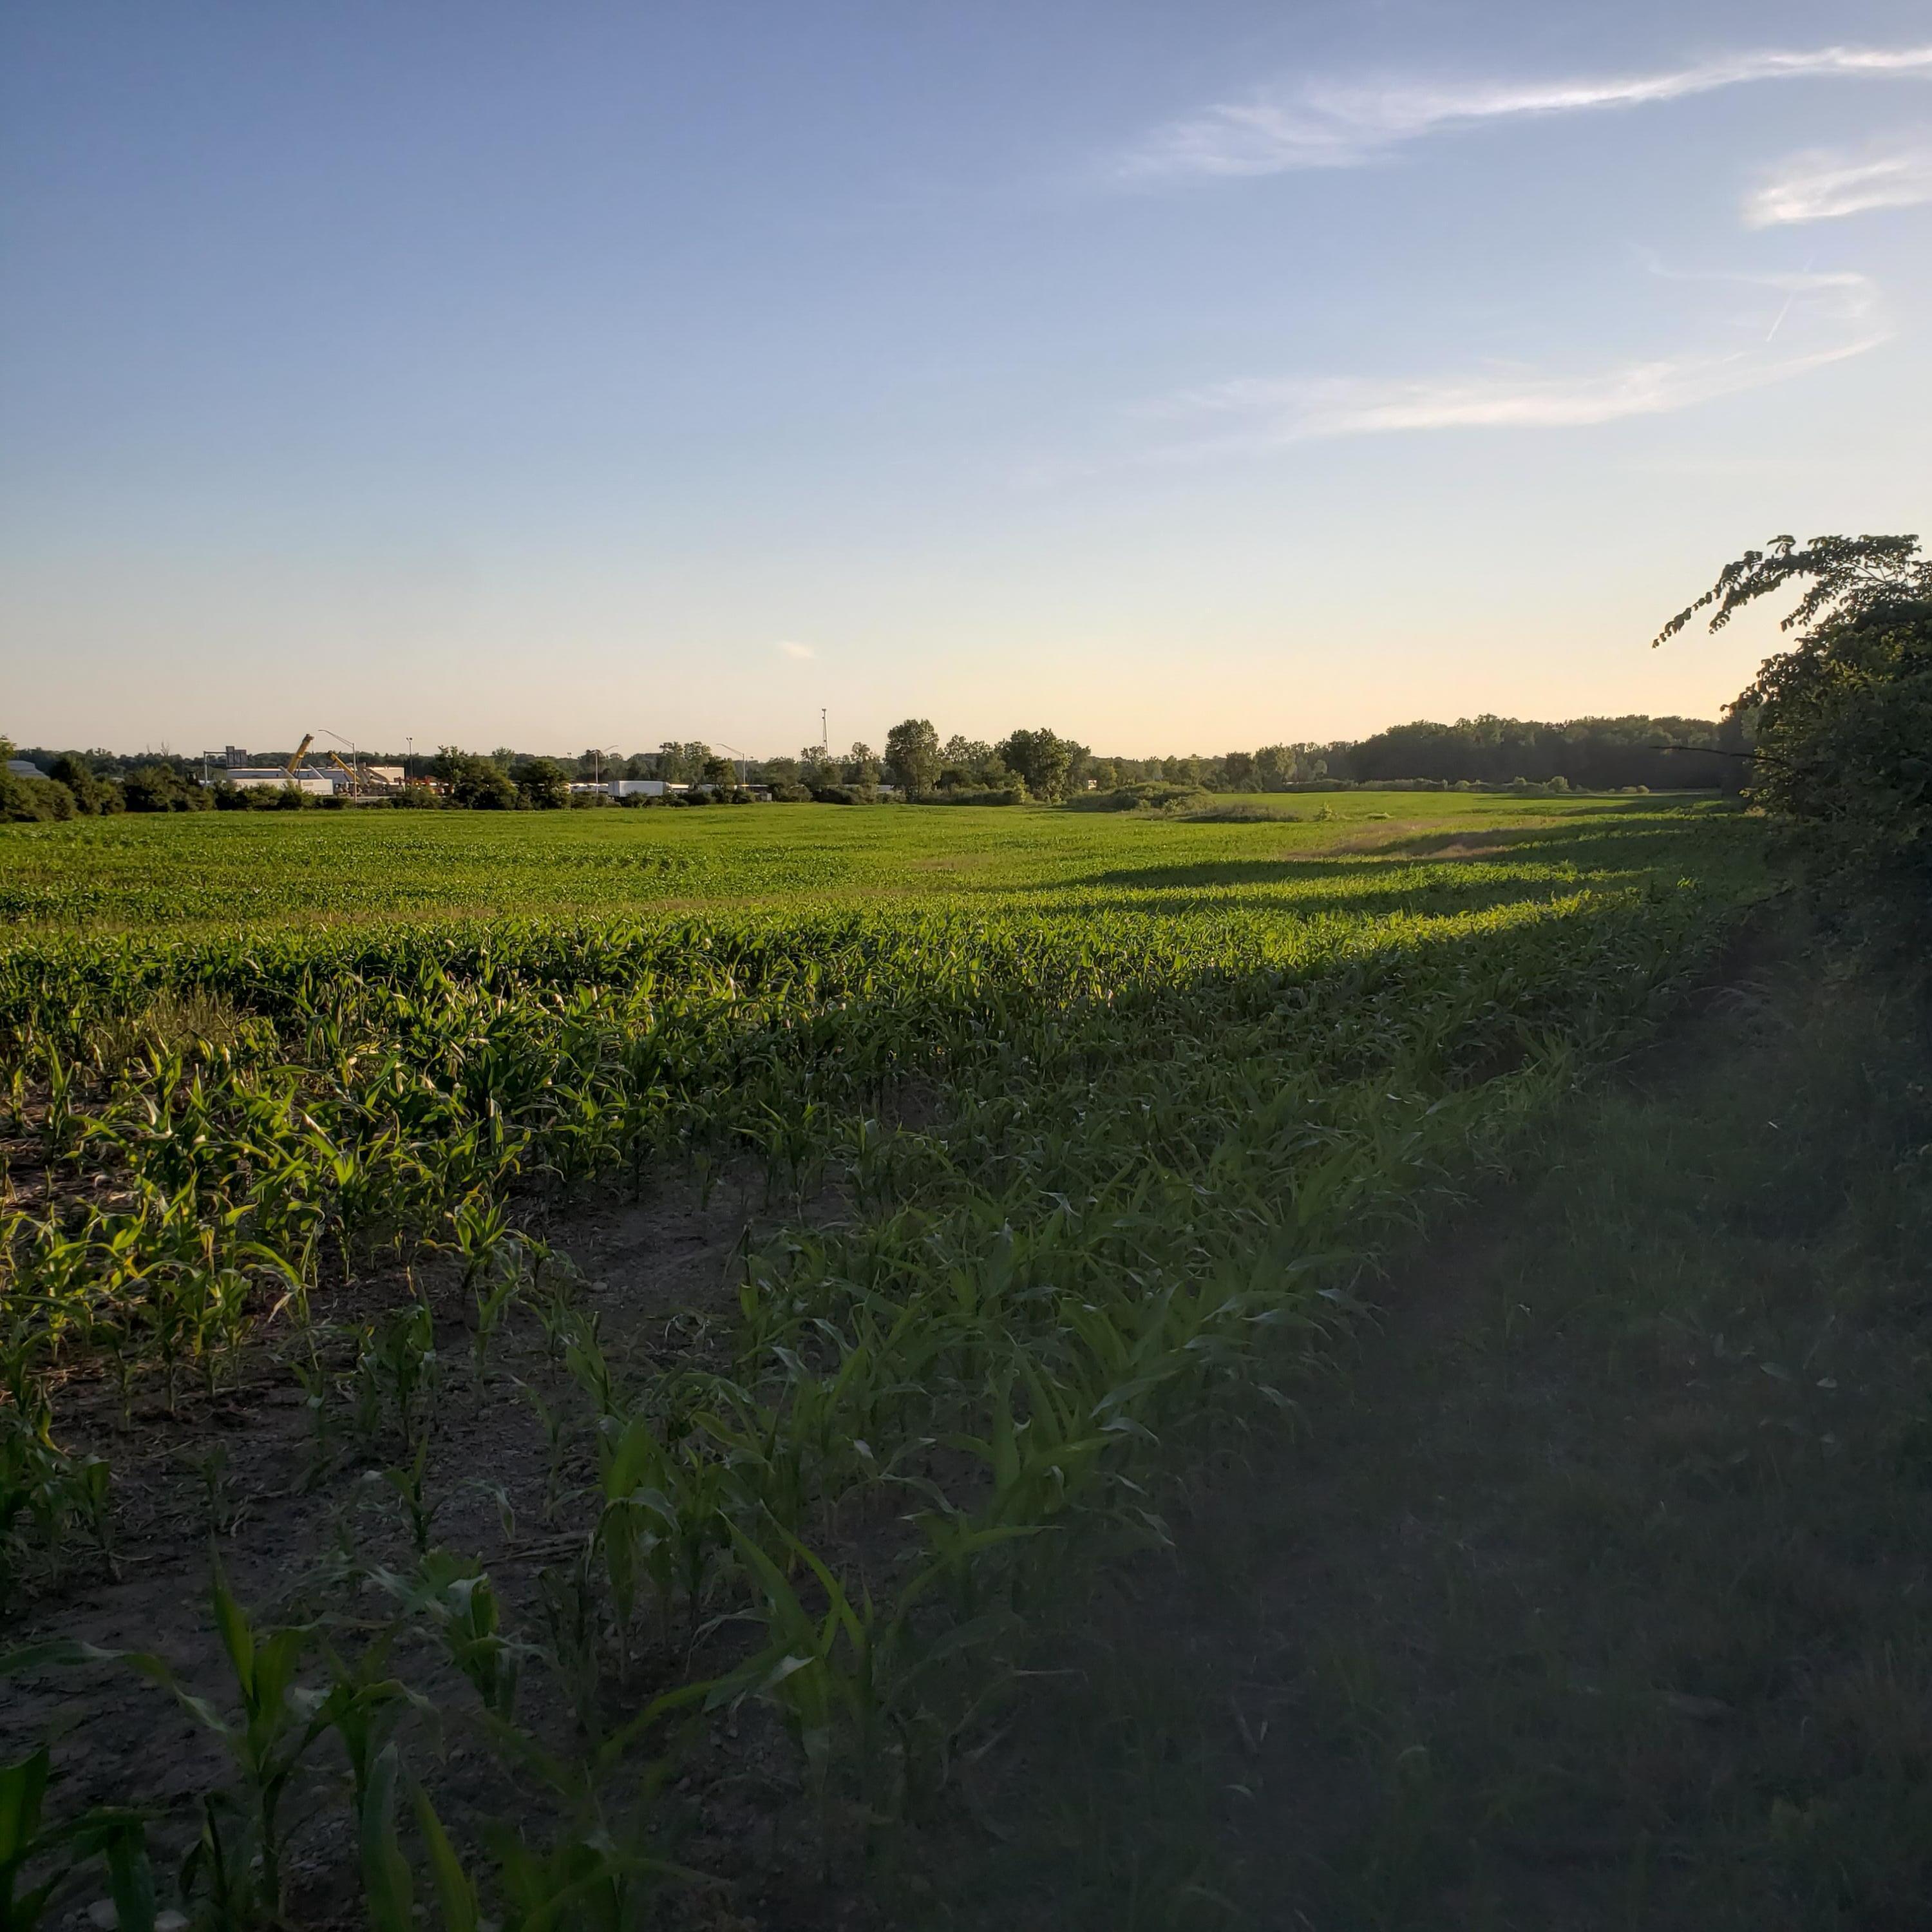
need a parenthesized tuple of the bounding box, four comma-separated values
(1653, 533, 1929, 644)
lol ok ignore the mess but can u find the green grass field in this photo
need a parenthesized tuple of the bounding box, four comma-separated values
(0, 790, 1700, 927)
(0, 793, 1769, 1929)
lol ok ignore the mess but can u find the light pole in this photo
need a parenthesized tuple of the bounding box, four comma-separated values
(321, 726, 361, 795)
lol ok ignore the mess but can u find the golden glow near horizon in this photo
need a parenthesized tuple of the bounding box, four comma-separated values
(4, 5, 1926, 753)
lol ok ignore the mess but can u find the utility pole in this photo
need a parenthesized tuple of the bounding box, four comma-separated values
(820, 708, 828, 761)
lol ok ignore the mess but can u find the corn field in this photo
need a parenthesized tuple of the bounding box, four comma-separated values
(0, 799, 1757, 1928)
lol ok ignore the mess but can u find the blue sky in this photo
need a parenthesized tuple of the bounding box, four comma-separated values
(3, 1, 1927, 756)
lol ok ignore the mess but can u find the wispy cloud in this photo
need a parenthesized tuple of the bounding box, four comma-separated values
(1745, 135, 1932, 224)
(1116, 44, 1932, 180)
(1133, 271, 1886, 455)
(775, 639, 815, 661)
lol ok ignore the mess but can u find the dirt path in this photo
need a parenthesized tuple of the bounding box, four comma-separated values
(0, 1161, 812, 1927)
(945, 920, 1932, 1931)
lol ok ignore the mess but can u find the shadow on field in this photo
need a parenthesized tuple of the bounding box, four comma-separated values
(1036, 814, 1741, 911)
(941, 917, 1932, 1932)
(1019, 876, 1590, 924)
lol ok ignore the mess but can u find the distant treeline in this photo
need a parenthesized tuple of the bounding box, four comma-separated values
(1324, 714, 1745, 792)
(1, 712, 1741, 820)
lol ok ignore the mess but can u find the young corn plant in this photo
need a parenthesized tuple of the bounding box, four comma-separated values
(512, 1378, 576, 1521)
(536, 1540, 605, 1741)
(468, 1260, 524, 1405)
(368, 1549, 526, 1722)
(356, 1302, 439, 1457)
(1, 1571, 345, 1927)
(720, 1522, 1025, 1856)
(594, 1409, 735, 1663)
(370, 1769, 705, 1932)
(0, 1394, 112, 1596)
(377, 1437, 443, 1557)
(0, 1744, 156, 1932)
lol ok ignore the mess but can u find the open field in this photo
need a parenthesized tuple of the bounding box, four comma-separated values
(0, 790, 1695, 929)
(0, 796, 1764, 1928)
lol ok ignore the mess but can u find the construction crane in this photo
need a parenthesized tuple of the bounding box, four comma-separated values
(281, 734, 314, 781)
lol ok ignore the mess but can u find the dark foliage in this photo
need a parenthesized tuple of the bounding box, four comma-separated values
(1066, 782, 1213, 813)
(512, 757, 571, 810)
(122, 762, 211, 813)
(46, 754, 119, 815)
(1337, 715, 1733, 790)
(0, 770, 75, 822)
(996, 728, 1080, 802)
(1663, 533, 1932, 913)
(884, 719, 942, 798)
(432, 748, 520, 810)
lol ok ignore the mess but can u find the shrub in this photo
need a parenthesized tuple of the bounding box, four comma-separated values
(48, 753, 118, 815)
(1748, 600, 1932, 896)
(433, 750, 519, 810)
(913, 785, 1027, 806)
(1067, 782, 1210, 814)
(514, 757, 571, 809)
(0, 770, 75, 822)
(122, 763, 211, 813)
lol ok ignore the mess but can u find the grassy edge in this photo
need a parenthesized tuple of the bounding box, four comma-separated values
(914, 906, 1932, 1931)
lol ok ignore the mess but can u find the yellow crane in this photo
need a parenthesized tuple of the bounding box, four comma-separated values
(281, 734, 314, 782)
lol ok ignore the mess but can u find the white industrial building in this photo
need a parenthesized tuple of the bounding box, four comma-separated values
(222, 768, 341, 796)
(214, 745, 361, 796)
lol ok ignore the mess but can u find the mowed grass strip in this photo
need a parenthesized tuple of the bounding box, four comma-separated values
(947, 914, 1932, 1932)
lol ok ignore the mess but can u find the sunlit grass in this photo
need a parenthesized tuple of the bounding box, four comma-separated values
(0, 789, 1718, 929)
